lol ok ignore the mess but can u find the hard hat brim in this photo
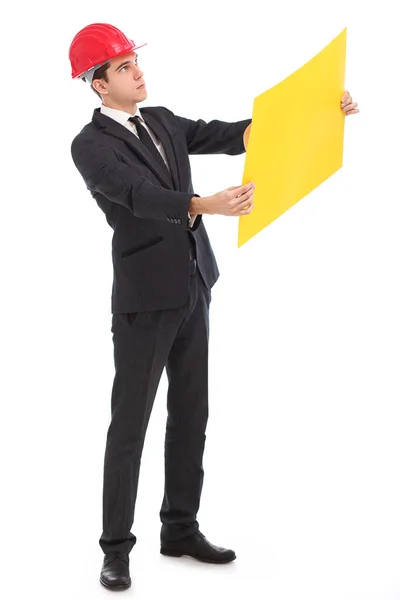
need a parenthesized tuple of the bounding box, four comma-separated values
(75, 41, 148, 81)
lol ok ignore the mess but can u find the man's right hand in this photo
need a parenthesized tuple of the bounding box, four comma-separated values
(190, 182, 256, 217)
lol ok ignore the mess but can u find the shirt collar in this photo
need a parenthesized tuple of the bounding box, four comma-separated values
(100, 104, 144, 127)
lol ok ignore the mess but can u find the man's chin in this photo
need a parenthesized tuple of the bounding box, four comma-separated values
(135, 89, 148, 102)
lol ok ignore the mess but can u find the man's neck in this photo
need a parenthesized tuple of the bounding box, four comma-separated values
(102, 100, 138, 115)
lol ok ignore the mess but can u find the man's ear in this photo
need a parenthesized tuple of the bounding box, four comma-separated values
(93, 79, 107, 95)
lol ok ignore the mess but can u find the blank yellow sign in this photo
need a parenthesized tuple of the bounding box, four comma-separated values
(239, 28, 347, 247)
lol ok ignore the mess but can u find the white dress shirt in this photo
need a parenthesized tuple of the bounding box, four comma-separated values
(100, 104, 196, 228)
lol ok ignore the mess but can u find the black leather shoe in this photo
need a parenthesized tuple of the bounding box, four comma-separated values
(160, 531, 236, 564)
(100, 551, 131, 590)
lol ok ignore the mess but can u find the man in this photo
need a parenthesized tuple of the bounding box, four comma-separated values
(69, 22, 359, 591)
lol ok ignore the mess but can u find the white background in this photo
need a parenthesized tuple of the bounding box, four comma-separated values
(1, 1, 400, 598)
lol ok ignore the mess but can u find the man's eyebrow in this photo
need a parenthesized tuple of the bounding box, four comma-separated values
(115, 56, 138, 71)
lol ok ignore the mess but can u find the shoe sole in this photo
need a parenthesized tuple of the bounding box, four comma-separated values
(100, 576, 131, 590)
(160, 548, 236, 564)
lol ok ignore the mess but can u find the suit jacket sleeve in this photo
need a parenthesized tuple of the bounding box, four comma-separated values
(167, 109, 252, 155)
(71, 136, 199, 231)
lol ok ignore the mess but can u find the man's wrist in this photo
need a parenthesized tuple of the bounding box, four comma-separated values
(189, 195, 209, 216)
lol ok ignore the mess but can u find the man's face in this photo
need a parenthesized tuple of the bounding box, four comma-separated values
(95, 51, 148, 103)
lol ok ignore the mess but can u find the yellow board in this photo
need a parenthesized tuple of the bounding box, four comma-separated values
(238, 28, 347, 247)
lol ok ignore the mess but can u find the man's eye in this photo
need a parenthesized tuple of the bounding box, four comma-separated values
(120, 60, 138, 72)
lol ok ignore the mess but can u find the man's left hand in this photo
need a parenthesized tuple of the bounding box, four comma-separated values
(341, 91, 359, 116)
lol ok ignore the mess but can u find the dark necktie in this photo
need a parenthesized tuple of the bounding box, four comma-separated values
(129, 116, 172, 184)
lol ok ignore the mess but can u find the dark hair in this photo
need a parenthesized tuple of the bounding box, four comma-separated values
(83, 62, 111, 99)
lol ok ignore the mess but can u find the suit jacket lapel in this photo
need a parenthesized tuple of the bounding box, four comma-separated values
(92, 108, 174, 190)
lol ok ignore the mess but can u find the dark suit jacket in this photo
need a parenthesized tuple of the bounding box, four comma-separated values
(71, 106, 251, 313)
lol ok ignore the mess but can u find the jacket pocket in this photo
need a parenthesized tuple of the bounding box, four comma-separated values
(121, 236, 163, 259)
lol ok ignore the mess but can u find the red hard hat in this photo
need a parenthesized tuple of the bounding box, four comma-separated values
(69, 23, 147, 79)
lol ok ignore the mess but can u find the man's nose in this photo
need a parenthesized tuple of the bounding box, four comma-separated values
(134, 65, 144, 79)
